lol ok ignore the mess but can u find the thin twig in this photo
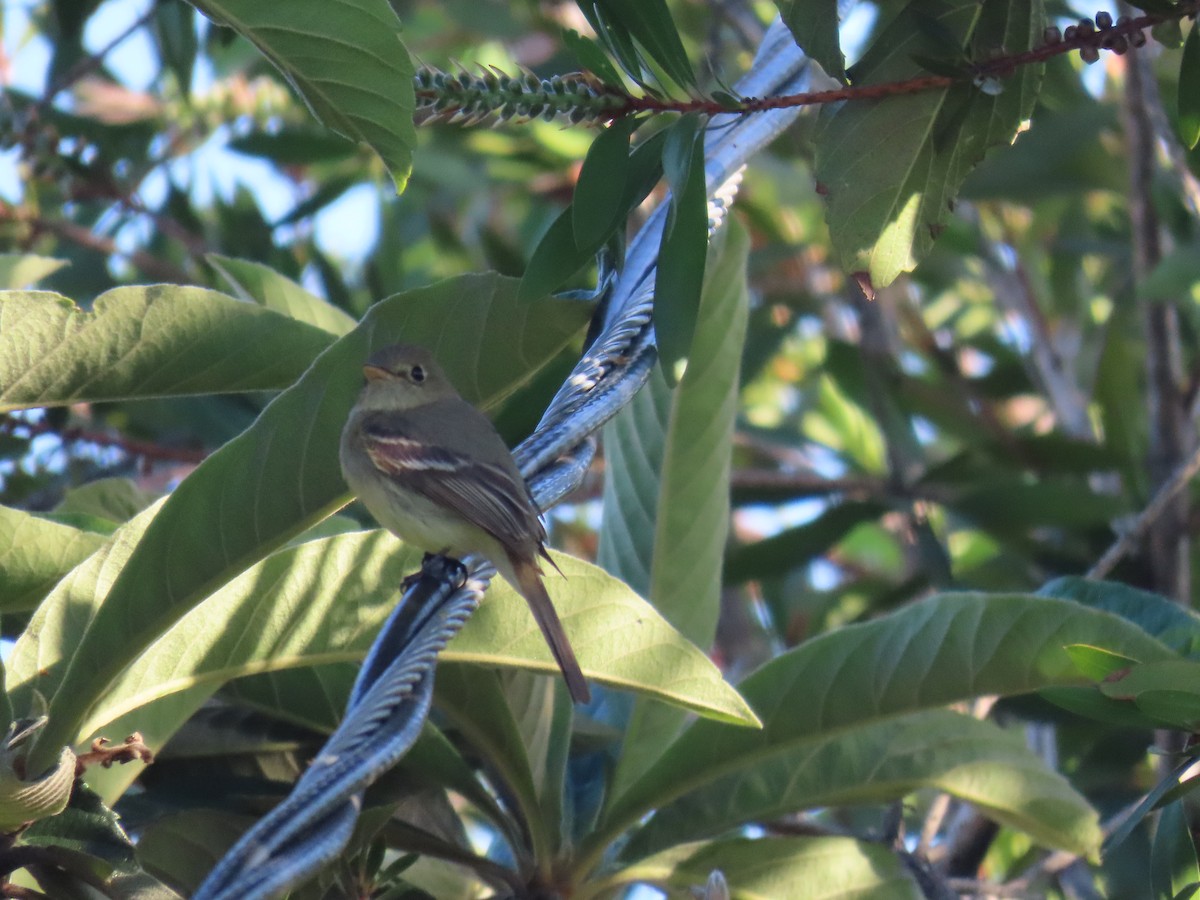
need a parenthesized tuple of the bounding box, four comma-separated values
(3, 416, 208, 465)
(1121, 35, 1189, 600)
(732, 470, 889, 497)
(985, 240, 1094, 440)
(918, 793, 952, 857)
(476, 4, 1200, 122)
(0, 203, 191, 283)
(1088, 440, 1200, 579)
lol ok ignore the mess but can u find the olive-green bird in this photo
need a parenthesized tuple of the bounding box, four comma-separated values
(340, 343, 590, 703)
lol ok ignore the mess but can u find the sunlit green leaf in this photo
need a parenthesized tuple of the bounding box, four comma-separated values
(613, 218, 751, 795)
(0, 254, 68, 289)
(187, 0, 415, 193)
(208, 254, 356, 336)
(0, 504, 106, 613)
(1064, 644, 1141, 681)
(815, 0, 1043, 286)
(0, 287, 335, 412)
(448, 552, 758, 726)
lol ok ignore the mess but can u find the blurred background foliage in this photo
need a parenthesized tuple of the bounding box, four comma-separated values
(3, 0, 1200, 897)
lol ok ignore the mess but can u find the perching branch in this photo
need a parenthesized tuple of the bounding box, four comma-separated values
(413, 6, 1194, 129)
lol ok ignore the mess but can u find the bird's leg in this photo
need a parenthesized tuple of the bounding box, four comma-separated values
(425, 552, 468, 589)
(401, 552, 468, 592)
(400, 552, 439, 592)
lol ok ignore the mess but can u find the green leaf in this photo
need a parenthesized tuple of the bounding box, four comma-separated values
(1041, 577, 1200, 657)
(24, 273, 592, 772)
(589, 592, 1173, 863)
(433, 666, 551, 862)
(518, 207, 586, 304)
(613, 218, 751, 795)
(0, 254, 68, 289)
(606, 836, 922, 899)
(654, 115, 708, 385)
(1154, 800, 1200, 900)
(1100, 660, 1200, 729)
(1064, 644, 1140, 681)
(593, 0, 696, 91)
(31, 531, 752, 818)
(446, 552, 759, 726)
(187, 0, 416, 193)
(578, 3, 647, 90)
(56, 477, 157, 524)
(17, 781, 184, 898)
(8, 502, 166, 716)
(137, 809, 254, 895)
(1105, 755, 1200, 855)
(224, 663, 358, 733)
(622, 710, 1102, 859)
(724, 501, 888, 584)
(652, 219, 748, 644)
(519, 129, 666, 302)
(0, 286, 336, 412)
(29, 530, 421, 743)
(208, 254, 356, 336)
(597, 366, 672, 597)
(562, 28, 627, 89)
(948, 479, 1126, 531)
(573, 117, 638, 251)
(775, 0, 846, 82)
(815, 0, 1043, 287)
(19, 536, 756, 795)
(806, 375, 887, 473)
(0, 505, 107, 613)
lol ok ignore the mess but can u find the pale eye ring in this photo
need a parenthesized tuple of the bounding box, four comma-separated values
(409, 365, 426, 383)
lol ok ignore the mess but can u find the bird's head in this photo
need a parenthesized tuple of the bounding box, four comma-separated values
(355, 343, 456, 411)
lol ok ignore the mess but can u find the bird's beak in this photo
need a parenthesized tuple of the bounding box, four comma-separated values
(363, 364, 390, 382)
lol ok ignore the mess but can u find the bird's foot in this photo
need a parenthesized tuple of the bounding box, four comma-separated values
(402, 552, 467, 592)
(425, 552, 468, 589)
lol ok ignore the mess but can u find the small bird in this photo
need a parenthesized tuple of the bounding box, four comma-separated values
(340, 343, 591, 703)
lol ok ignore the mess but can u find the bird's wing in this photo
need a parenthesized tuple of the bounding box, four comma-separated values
(359, 409, 544, 552)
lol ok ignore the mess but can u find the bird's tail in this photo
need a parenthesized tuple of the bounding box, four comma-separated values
(510, 555, 591, 704)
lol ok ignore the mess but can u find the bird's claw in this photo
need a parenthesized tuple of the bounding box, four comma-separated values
(426, 552, 468, 589)
(402, 552, 467, 592)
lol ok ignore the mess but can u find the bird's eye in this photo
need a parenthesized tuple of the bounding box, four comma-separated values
(409, 365, 426, 383)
